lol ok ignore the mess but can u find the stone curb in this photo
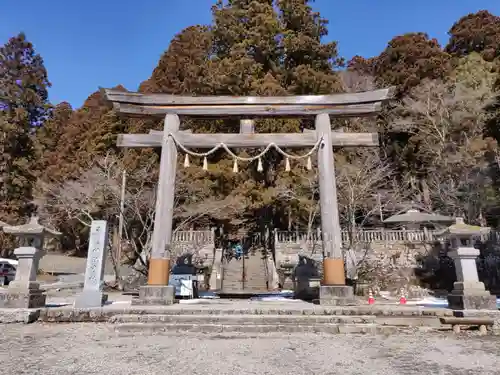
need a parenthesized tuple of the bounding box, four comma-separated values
(114, 322, 405, 335)
(0, 305, 456, 324)
(2, 306, 499, 336)
(0, 308, 40, 324)
(108, 314, 378, 324)
(41, 281, 84, 291)
(115, 323, 500, 336)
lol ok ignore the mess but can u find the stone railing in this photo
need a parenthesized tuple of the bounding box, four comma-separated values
(167, 227, 500, 274)
(275, 229, 442, 244)
(173, 229, 215, 243)
(276, 228, 500, 245)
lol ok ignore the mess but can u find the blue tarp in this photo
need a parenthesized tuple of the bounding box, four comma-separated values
(249, 290, 295, 301)
(418, 297, 500, 309)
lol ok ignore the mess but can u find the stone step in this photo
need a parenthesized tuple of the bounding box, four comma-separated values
(107, 305, 451, 316)
(132, 306, 449, 316)
(36, 304, 454, 323)
(110, 314, 377, 325)
(222, 253, 268, 293)
(114, 322, 410, 335)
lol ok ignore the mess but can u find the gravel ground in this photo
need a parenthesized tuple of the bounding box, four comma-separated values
(1, 324, 499, 375)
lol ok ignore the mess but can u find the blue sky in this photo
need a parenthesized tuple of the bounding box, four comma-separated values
(1, 0, 499, 108)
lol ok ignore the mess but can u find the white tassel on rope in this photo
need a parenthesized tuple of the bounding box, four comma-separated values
(169, 135, 322, 173)
(257, 157, 263, 172)
(285, 157, 291, 172)
(232, 159, 239, 173)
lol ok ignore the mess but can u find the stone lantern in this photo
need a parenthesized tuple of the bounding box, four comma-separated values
(443, 218, 496, 310)
(0, 216, 61, 308)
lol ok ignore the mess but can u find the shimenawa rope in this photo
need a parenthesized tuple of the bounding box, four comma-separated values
(167, 133, 323, 172)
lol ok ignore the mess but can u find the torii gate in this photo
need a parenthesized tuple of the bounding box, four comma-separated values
(103, 88, 393, 305)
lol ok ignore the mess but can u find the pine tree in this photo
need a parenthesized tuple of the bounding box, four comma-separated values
(36, 102, 73, 174)
(0, 33, 50, 223)
(277, 0, 343, 94)
(206, 0, 282, 95)
(446, 10, 500, 61)
(139, 26, 212, 95)
(185, 0, 346, 232)
(373, 33, 451, 91)
(40, 88, 127, 182)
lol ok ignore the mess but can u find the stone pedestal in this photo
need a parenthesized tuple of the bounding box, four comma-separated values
(295, 277, 321, 300)
(74, 291, 108, 309)
(319, 285, 356, 306)
(448, 291, 496, 310)
(0, 288, 46, 308)
(0, 247, 47, 308)
(12, 247, 45, 288)
(447, 247, 496, 310)
(209, 266, 222, 290)
(132, 285, 175, 305)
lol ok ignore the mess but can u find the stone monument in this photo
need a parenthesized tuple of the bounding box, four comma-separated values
(74, 220, 109, 308)
(444, 218, 496, 310)
(0, 216, 60, 308)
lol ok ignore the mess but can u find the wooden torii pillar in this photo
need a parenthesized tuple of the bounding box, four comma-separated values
(103, 88, 393, 305)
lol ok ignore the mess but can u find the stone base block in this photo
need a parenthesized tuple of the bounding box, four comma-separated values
(132, 285, 175, 306)
(319, 285, 356, 306)
(448, 293, 497, 310)
(209, 269, 222, 291)
(294, 278, 321, 301)
(0, 290, 46, 308)
(74, 291, 108, 309)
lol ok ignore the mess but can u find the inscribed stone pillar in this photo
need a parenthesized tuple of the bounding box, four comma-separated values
(74, 220, 109, 308)
(137, 114, 178, 305)
(315, 113, 355, 306)
(209, 248, 223, 290)
(0, 216, 60, 308)
(445, 218, 496, 310)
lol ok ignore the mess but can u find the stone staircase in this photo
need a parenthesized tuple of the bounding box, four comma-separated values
(35, 300, 464, 335)
(220, 251, 269, 293)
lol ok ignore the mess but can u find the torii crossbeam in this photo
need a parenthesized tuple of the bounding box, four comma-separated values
(103, 87, 394, 305)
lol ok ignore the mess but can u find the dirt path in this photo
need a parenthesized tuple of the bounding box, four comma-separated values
(1, 323, 498, 375)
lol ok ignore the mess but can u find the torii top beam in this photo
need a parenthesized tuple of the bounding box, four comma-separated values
(102, 87, 395, 118)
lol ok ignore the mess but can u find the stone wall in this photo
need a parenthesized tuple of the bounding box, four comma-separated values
(171, 230, 216, 267)
(274, 237, 432, 291)
(167, 229, 500, 294)
(171, 230, 221, 290)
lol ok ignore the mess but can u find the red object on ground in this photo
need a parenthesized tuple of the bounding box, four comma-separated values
(399, 289, 407, 305)
(368, 289, 375, 305)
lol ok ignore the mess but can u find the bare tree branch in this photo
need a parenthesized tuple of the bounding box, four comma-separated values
(391, 78, 495, 223)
